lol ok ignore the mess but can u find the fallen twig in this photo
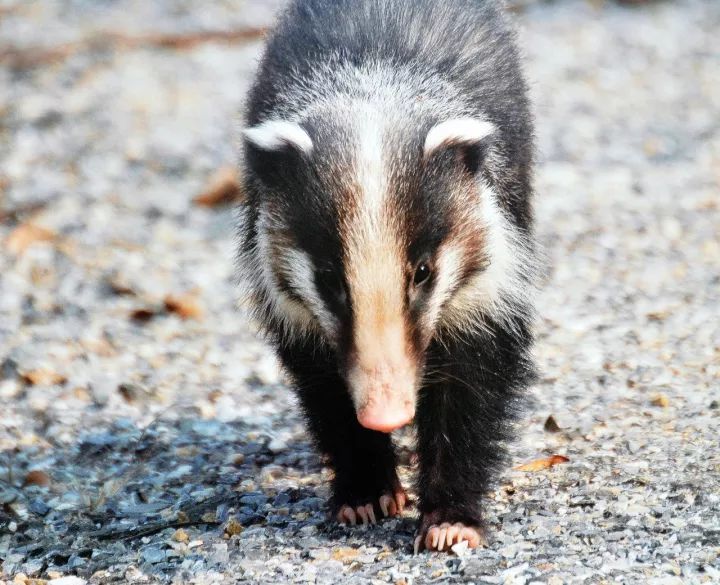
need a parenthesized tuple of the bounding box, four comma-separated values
(0, 27, 268, 68)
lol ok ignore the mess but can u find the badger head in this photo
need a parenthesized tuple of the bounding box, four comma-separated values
(241, 109, 531, 433)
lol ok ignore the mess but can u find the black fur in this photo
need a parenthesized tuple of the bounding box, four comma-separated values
(238, 0, 535, 545)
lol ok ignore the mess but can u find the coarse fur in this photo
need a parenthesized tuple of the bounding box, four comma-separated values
(236, 0, 537, 550)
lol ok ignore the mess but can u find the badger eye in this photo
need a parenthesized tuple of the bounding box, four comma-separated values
(413, 262, 431, 287)
(316, 268, 347, 306)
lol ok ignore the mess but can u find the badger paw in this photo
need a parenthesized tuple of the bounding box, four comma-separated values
(336, 490, 407, 526)
(413, 515, 487, 554)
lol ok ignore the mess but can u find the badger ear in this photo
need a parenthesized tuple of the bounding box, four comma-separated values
(243, 120, 313, 154)
(423, 118, 496, 174)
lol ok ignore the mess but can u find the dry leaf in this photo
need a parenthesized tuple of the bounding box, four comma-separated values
(193, 166, 245, 207)
(164, 293, 203, 320)
(21, 369, 66, 386)
(543, 415, 561, 433)
(23, 469, 51, 487)
(651, 394, 670, 408)
(515, 455, 570, 472)
(6, 223, 56, 255)
(130, 307, 157, 323)
(172, 528, 190, 543)
(331, 547, 359, 562)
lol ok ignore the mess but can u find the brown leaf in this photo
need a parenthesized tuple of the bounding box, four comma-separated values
(23, 469, 51, 487)
(130, 307, 158, 323)
(21, 369, 66, 386)
(6, 223, 56, 255)
(172, 528, 189, 543)
(543, 415, 562, 433)
(164, 293, 203, 320)
(515, 455, 570, 472)
(193, 167, 244, 208)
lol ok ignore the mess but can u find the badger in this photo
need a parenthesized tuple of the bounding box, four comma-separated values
(237, 0, 536, 553)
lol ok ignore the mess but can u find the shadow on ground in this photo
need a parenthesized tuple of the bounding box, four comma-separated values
(1, 414, 421, 580)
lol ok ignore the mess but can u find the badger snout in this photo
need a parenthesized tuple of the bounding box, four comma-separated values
(348, 360, 417, 433)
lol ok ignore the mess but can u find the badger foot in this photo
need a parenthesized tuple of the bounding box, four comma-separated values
(336, 490, 407, 525)
(414, 513, 487, 553)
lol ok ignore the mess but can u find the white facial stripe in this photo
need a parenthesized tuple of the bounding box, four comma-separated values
(281, 248, 339, 338)
(422, 244, 464, 330)
(253, 209, 318, 337)
(424, 117, 496, 158)
(355, 106, 386, 213)
(243, 120, 313, 153)
(440, 184, 534, 336)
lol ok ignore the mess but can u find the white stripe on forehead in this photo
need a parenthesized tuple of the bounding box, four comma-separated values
(342, 104, 410, 364)
(355, 104, 387, 214)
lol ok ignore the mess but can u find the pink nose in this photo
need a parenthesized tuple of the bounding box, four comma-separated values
(357, 406, 414, 433)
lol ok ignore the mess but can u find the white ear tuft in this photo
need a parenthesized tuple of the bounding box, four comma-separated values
(243, 120, 313, 154)
(424, 118, 496, 159)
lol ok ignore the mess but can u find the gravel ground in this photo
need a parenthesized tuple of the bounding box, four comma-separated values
(1, 0, 719, 583)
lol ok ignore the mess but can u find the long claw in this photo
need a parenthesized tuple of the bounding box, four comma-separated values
(438, 524, 448, 550)
(356, 505, 368, 525)
(365, 503, 376, 525)
(419, 520, 486, 552)
(339, 506, 356, 526)
(446, 524, 460, 546)
(413, 535, 422, 555)
(379, 495, 389, 517)
(462, 526, 485, 548)
(395, 491, 406, 514)
(427, 526, 439, 550)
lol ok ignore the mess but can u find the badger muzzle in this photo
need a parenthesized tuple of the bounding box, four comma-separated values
(347, 322, 417, 433)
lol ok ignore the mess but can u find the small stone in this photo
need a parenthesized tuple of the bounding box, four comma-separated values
(28, 498, 50, 516)
(201, 511, 217, 523)
(211, 543, 230, 565)
(651, 394, 670, 408)
(224, 517, 243, 536)
(172, 528, 189, 543)
(240, 494, 269, 508)
(451, 540, 470, 556)
(49, 578, 87, 585)
(273, 492, 291, 507)
(141, 546, 166, 564)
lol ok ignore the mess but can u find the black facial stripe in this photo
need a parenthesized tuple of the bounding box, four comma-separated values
(313, 266, 349, 316)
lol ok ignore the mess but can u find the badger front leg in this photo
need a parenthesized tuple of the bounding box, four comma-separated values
(276, 339, 406, 524)
(414, 325, 533, 552)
